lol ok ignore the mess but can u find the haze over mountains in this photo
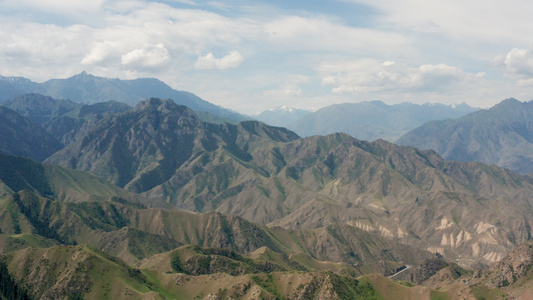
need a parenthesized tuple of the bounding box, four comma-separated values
(398, 98, 533, 174)
(283, 101, 478, 142)
(2, 73, 533, 298)
(0, 72, 247, 121)
(253, 106, 311, 127)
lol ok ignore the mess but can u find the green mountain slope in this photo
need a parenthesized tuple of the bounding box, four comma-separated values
(0, 153, 140, 203)
(0, 190, 432, 267)
(1, 242, 492, 300)
(397, 98, 533, 174)
(1, 244, 405, 300)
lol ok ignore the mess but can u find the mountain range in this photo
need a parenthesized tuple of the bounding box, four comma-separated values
(42, 97, 533, 269)
(0, 157, 437, 298)
(0, 72, 247, 121)
(284, 101, 478, 142)
(253, 106, 311, 127)
(2, 81, 533, 298)
(397, 98, 533, 174)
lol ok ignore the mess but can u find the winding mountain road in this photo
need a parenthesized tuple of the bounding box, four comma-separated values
(387, 265, 413, 279)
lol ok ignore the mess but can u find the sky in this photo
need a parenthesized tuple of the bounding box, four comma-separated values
(2, 0, 533, 114)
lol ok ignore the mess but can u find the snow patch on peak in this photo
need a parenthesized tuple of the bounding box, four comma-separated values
(270, 105, 295, 112)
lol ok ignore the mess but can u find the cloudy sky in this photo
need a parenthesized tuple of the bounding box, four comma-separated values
(2, 0, 533, 114)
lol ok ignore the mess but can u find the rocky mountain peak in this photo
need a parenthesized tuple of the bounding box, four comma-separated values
(133, 97, 180, 112)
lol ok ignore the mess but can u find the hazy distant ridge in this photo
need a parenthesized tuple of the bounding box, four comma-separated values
(0, 72, 247, 122)
(397, 98, 533, 174)
(286, 101, 478, 142)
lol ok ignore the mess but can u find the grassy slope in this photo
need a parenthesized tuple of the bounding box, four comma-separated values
(0, 190, 432, 269)
(0, 153, 146, 204)
(4, 244, 477, 300)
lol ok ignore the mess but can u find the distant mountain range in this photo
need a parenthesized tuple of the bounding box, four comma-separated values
(397, 98, 533, 174)
(253, 106, 311, 127)
(284, 101, 478, 141)
(0, 72, 248, 121)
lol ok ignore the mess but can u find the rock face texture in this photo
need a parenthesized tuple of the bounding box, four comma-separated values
(488, 241, 533, 287)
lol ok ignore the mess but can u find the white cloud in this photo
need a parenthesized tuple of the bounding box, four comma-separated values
(195, 51, 244, 70)
(16, 0, 106, 14)
(263, 75, 310, 97)
(82, 41, 120, 65)
(345, 0, 533, 44)
(264, 83, 303, 97)
(494, 48, 533, 78)
(320, 59, 485, 94)
(264, 15, 408, 55)
(2, 0, 533, 113)
(121, 43, 170, 69)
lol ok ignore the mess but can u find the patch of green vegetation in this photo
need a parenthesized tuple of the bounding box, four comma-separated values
(271, 147, 287, 173)
(110, 197, 147, 209)
(312, 168, 325, 187)
(286, 166, 299, 181)
(13, 193, 72, 245)
(329, 272, 380, 300)
(210, 184, 245, 208)
(0, 154, 54, 198)
(7, 202, 21, 234)
(471, 285, 502, 300)
(170, 251, 186, 274)
(126, 228, 180, 260)
(140, 269, 180, 299)
(66, 201, 130, 232)
(0, 257, 32, 300)
(274, 177, 286, 202)
(179, 246, 284, 275)
(223, 143, 253, 163)
(256, 186, 270, 198)
(397, 281, 416, 287)
(214, 165, 232, 192)
(429, 290, 449, 300)
(251, 274, 283, 299)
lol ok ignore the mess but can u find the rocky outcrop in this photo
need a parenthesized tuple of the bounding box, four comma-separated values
(489, 241, 533, 287)
(407, 258, 449, 285)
